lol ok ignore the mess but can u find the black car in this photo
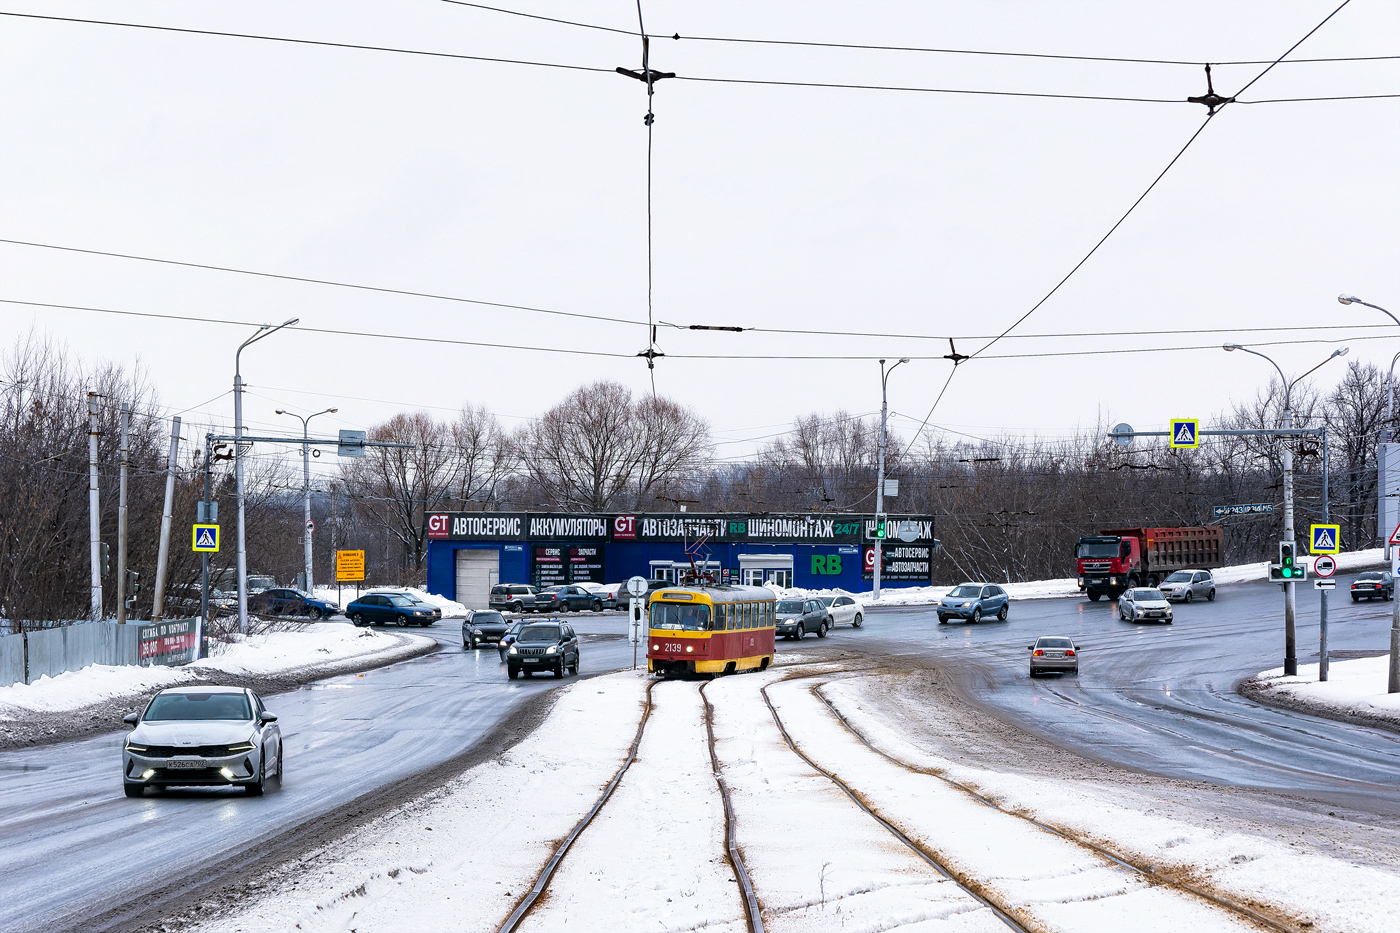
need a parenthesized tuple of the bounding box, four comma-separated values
(497, 618, 528, 661)
(346, 593, 441, 627)
(489, 584, 542, 614)
(247, 587, 339, 620)
(505, 622, 580, 679)
(463, 609, 510, 649)
(538, 584, 601, 613)
(1351, 571, 1394, 601)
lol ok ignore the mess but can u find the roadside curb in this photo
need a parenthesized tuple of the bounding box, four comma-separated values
(1237, 674, 1400, 737)
(0, 629, 439, 751)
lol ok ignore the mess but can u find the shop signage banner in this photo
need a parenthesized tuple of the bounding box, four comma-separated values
(428, 511, 936, 545)
(568, 545, 606, 584)
(138, 619, 199, 666)
(862, 544, 935, 583)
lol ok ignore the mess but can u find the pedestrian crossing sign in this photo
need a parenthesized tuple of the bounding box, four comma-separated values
(1309, 524, 1340, 555)
(192, 524, 220, 553)
(1169, 419, 1200, 448)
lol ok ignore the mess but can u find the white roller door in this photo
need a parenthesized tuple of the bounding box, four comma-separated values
(454, 549, 500, 609)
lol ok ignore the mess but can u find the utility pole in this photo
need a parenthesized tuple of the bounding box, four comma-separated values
(1320, 425, 1330, 682)
(198, 435, 214, 660)
(116, 407, 130, 624)
(873, 358, 908, 600)
(88, 392, 103, 621)
(151, 416, 181, 623)
(1282, 403, 1298, 676)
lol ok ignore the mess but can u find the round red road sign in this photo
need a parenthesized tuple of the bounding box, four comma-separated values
(1313, 555, 1336, 577)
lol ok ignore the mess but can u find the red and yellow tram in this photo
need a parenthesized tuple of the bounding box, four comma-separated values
(646, 584, 776, 677)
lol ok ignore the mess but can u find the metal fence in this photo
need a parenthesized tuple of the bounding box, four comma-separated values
(1, 623, 148, 687)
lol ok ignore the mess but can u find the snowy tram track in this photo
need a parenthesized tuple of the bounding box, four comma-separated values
(764, 671, 1286, 933)
(700, 680, 767, 933)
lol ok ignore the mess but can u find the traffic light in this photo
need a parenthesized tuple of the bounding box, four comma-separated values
(875, 514, 888, 539)
(125, 569, 140, 593)
(1279, 541, 1297, 578)
(99, 542, 110, 578)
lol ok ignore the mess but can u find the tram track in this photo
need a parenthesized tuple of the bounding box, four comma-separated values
(699, 681, 765, 933)
(797, 670, 1306, 933)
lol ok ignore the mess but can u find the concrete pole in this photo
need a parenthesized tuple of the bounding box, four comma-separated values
(200, 434, 212, 659)
(302, 426, 313, 594)
(874, 369, 887, 600)
(116, 407, 130, 625)
(235, 370, 249, 634)
(88, 392, 103, 621)
(1282, 403, 1297, 677)
(151, 416, 181, 622)
(1320, 425, 1329, 682)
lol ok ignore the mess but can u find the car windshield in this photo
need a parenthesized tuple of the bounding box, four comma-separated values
(145, 692, 252, 721)
(948, 585, 981, 598)
(1131, 588, 1164, 600)
(776, 600, 805, 613)
(473, 612, 504, 625)
(520, 626, 561, 644)
(1038, 638, 1073, 649)
(1165, 572, 1192, 583)
(650, 603, 713, 630)
(1076, 540, 1119, 558)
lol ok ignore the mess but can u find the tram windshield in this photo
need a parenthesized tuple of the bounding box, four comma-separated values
(650, 602, 712, 631)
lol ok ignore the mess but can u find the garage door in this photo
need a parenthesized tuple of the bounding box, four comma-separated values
(454, 549, 500, 609)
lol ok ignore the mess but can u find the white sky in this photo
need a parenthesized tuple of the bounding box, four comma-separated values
(1, 1, 1396, 479)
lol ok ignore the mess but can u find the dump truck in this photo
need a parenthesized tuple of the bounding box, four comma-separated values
(1074, 527, 1223, 601)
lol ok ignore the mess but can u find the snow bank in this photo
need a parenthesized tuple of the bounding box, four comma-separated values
(1250, 654, 1400, 727)
(0, 624, 431, 718)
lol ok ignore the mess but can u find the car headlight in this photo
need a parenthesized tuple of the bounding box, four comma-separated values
(125, 742, 148, 753)
(413, 610, 425, 616)
(546, 645, 558, 654)
(508, 645, 518, 655)
(959, 601, 972, 607)
(227, 742, 256, 753)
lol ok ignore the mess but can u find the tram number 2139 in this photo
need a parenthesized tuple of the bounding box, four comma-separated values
(661, 642, 685, 653)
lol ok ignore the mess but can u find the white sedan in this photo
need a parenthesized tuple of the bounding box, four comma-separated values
(1117, 587, 1173, 624)
(816, 594, 864, 629)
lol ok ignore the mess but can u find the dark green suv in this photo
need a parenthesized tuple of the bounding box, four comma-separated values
(505, 622, 579, 679)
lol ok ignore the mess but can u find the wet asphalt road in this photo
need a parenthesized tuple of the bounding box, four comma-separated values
(4, 579, 1400, 932)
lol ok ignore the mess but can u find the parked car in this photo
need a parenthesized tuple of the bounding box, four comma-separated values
(346, 593, 441, 627)
(1118, 587, 1173, 623)
(505, 622, 580, 679)
(122, 686, 282, 797)
(497, 618, 529, 661)
(167, 584, 236, 614)
(816, 594, 863, 629)
(580, 582, 621, 609)
(463, 609, 510, 649)
(1158, 570, 1216, 603)
(775, 598, 828, 639)
(490, 584, 542, 614)
(937, 583, 1009, 624)
(247, 588, 339, 620)
(1351, 571, 1394, 602)
(537, 584, 601, 613)
(1028, 636, 1079, 677)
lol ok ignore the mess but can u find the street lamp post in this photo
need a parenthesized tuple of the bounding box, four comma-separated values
(277, 407, 338, 596)
(1339, 293, 1400, 694)
(234, 318, 299, 634)
(1224, 343, 1347, 677)
(874, 358, 909, 600)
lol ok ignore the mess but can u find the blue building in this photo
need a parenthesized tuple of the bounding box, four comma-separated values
(424, 511, 938, 608)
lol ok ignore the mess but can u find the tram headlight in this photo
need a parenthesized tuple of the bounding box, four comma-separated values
(685, 645, 693, 653)
(651, 644, 659, 651)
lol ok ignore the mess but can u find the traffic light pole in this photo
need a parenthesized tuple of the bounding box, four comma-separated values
(1282, 405, 1297, 677)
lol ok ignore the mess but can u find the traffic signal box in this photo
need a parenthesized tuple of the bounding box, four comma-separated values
(1269, 541, 1308, 582)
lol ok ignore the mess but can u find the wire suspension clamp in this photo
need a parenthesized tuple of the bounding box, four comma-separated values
(1187, 64, 1235, 114)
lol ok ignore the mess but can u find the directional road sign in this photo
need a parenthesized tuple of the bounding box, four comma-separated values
(1309, 524, 1340, 555)
(1312, 555, 1336, 578)
(1314, 580, 1336, 590)
(192, 524, 220, 553)
(1169, 419, 1200, 448)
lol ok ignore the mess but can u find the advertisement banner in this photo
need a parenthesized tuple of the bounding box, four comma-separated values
(568, 545, 606, 584)
(532, 546, 569, 587)
(138, 619, 199, 666)
(862, 544, 934, 583)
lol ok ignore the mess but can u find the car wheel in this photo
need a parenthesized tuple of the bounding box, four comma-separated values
(795, 624, 805, 640)
(123, 783, 144, 798)
(351, 613, 366, 627)
(1087, 592, 1101, 602)
(510, 601, 523, 613)
(508, 666, 520, 680)
(308, 607, 323, 620)
(971, 607, 982, 624)
(1028, 668, 1039, 678)
(1207, 589, 1216, 602)
(593, 600, 603, 612)
(1352, 595, 1360, 602)
(938, 616, 947, 625)
(276, 745, 284, 782)
(1184, 591, 1193, 604)
(570, 655, 579, 674)
(1119, 607, 1127, 621)
(1071, 666, 1079, 675)
(853, 614, 863, 628)
(997, 604, 1008, 622)
(246, 756, 266, 796)
(816, 622, 828, 638)
(555, 662, 565, 678)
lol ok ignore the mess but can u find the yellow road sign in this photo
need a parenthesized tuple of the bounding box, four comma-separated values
(1309, 524, 1340, 555)
(337, 549, 365, 582)
(192, 524, 220, 553)
(1169, 419, 1200, 448)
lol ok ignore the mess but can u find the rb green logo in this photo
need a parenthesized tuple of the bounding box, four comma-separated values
(811, 554, 842, 575)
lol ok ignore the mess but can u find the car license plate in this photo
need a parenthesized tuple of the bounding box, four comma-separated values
(167, 759, 205, 769)
(523, 657, 540, 664)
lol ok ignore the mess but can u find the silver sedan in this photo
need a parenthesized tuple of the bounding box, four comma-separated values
(122, 686, 282, 797)
(1118, 587, 1174, 624)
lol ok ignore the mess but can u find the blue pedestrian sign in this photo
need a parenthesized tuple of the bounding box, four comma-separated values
(192, 524, 220, 553)
(1309, 524, 1340, 555)
(1169, 419, 1200, 448)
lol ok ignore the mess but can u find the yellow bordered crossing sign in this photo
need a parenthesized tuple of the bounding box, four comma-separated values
(1309, 524, 1340, 555)
(192, 524, 220, 552)
(1169, 419, 1200, 448)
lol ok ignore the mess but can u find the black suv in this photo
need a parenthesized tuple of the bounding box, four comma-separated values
(505, 622, 580, 679)
(490, 584, 541, 614)
(463, 609, 510, 649)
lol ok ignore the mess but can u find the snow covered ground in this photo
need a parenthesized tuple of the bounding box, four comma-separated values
(178, 662, 1393, 933)
(0, 624, 432, 718)
(1250, 653, 1400, 728)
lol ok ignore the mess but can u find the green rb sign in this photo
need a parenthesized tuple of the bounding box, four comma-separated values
(811, 554, 843, 575)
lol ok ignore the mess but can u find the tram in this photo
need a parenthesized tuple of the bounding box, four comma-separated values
(646, 584, 777, 677)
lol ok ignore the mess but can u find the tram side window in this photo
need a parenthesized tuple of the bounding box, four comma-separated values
(744, 603, 752, 628)
(763, 602, 773, 626)
(650, 603, 712, 631)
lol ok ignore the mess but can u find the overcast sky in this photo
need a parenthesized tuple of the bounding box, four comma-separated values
(1, 1, 1396, 483)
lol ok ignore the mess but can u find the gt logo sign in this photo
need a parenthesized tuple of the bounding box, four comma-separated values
(426, 514, 450, 538)
(864, 547, 876, 572)
(811, 554, 843, 575)
(613, 515, 636, 540)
